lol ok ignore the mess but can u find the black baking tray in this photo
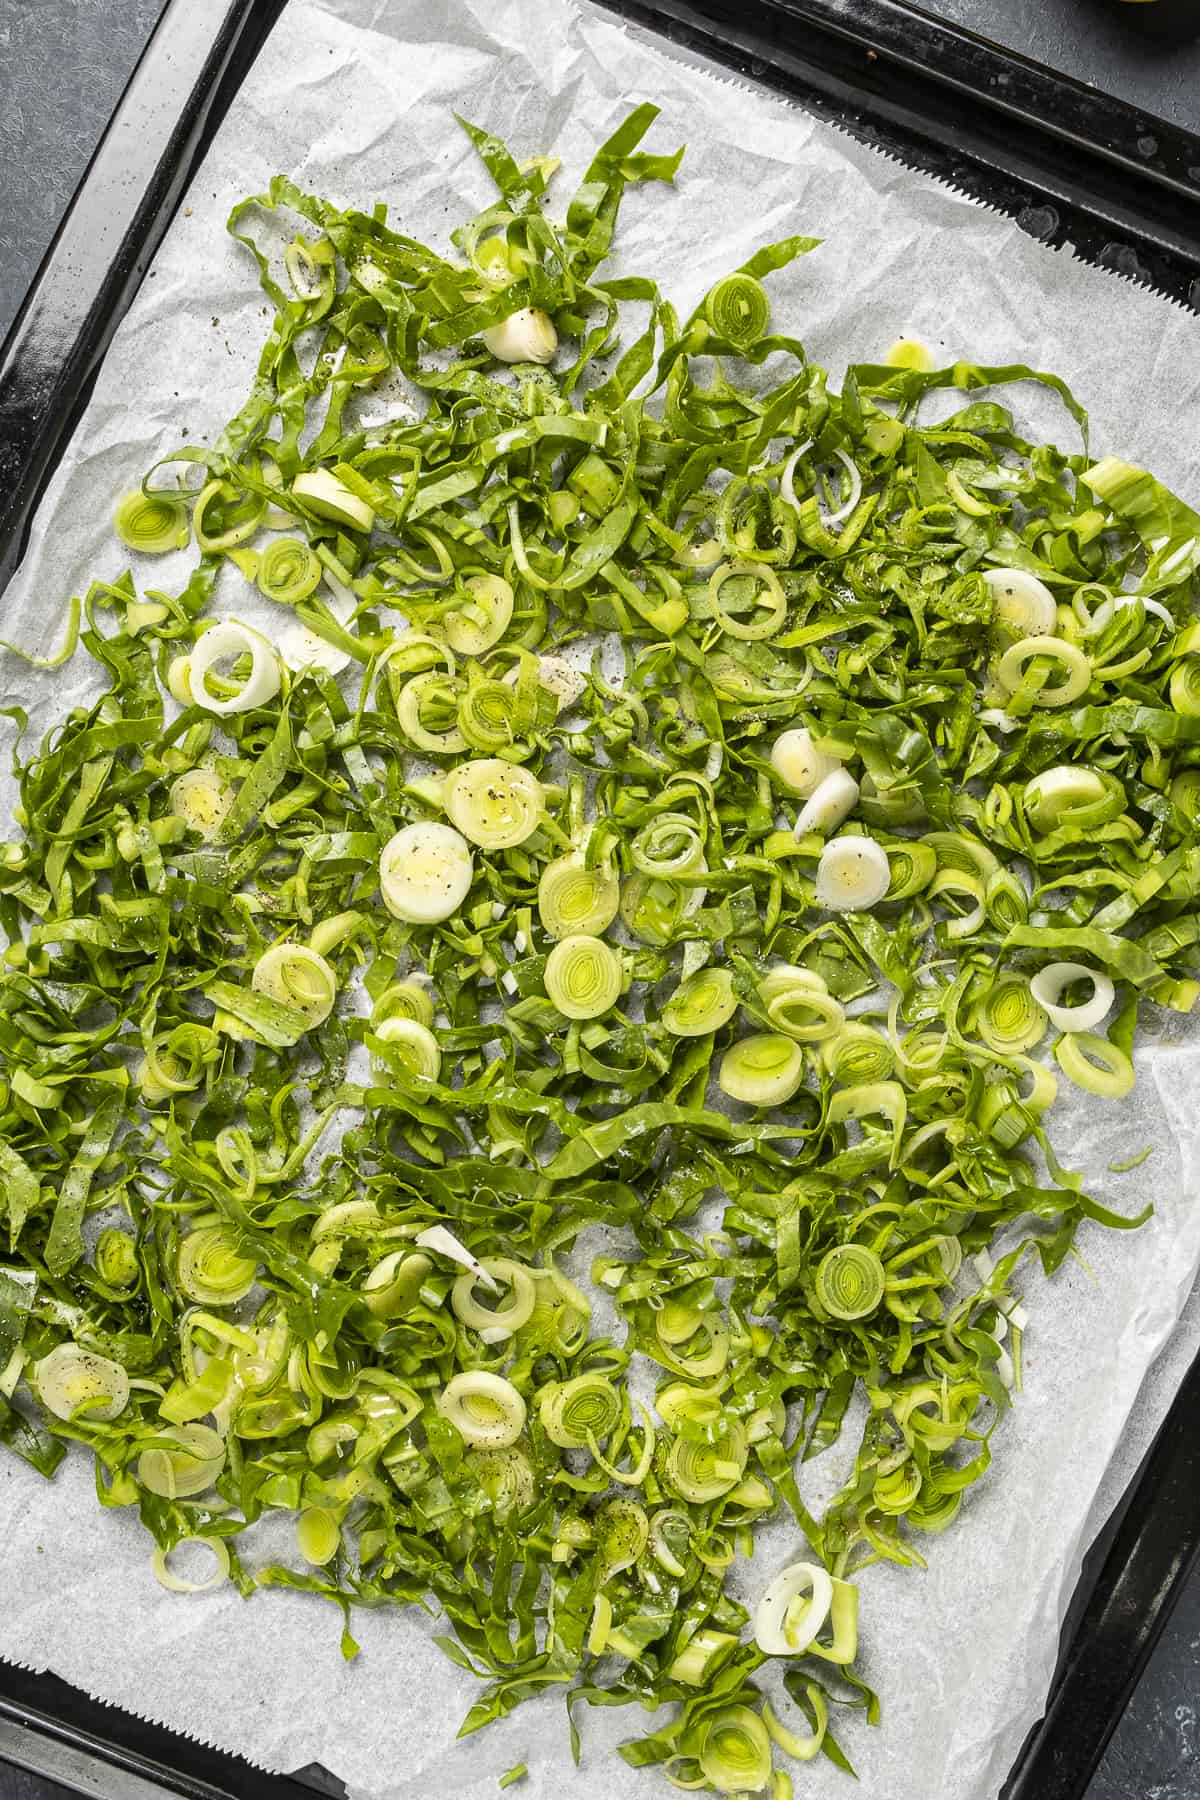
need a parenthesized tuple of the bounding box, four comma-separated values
(2, 1, 1200, 1796)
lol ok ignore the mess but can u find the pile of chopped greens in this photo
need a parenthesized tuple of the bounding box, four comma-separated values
(4, 104, 1200, 1797)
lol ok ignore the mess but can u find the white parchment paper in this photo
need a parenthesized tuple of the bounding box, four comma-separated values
(3, 2, 1200, 1797)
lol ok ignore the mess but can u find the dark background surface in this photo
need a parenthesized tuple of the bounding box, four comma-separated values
(1, 1, 1200, 1797)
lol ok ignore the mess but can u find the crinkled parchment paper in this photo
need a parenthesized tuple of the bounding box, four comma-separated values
(3, 2, 1200, 1796)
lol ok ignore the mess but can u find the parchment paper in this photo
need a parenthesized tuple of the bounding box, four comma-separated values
(3, 3, 1200, 1796)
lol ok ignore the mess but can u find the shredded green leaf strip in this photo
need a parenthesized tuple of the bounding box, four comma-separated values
(0, 105, 1196, 1796)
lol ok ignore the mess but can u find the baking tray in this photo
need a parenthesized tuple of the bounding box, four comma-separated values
(1, 0, 1199, 1795)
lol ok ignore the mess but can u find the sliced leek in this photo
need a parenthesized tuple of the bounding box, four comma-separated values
(1023, 765, 1120, 834)
(815, 1244, 886, 1320)
(710, 561, 787, 641)
(166, 653, 194, 705)
(983, 567, 1057, 637)
(1029, 962, 1115, 1033)
(415, 1225, 501, 1293)
(699, 1706, 772, 1796)
(443, 759, 543, 849)
(177, 1221, 257, 1306)
(815, 835, 890, 911)
(757, 965, 844, 1041)
(704, 272, 770, 346)
(719, 1033, 805, 1107)
(770, 727, 840, 796)
(481, 308, 558, 364)
(662, 967, 738, 1037)
(437, 1371, 526, 1447)
(537, 851, 620, 939)
(544, 934, 623, 1020)
(170, 768, 233, 840)
(540, 1373, 622, 1448)
(137, 1423, 225, 1499)
(188, 620, 281, 716)
(820, 1021, 895, 1084)
(1055, 1031, 1135, 1098)
(296, 1507, 341, 1566)
(292, 467, 375, 533)
(362, 1250, 432, 1319)
(531, 653, 588, 712)
(445, 572, 514, 656)
(6, 104, 1189, 1800)
(373, 1016, 442, 1083)
(755, 1561, 834, 1655)
(997, 636, 1090, 707)
(114, 490, 189, 555)
(152, 1536, 231, 1594)
(666, 1420, 748, 1502)
(251, 943, 337, 1029)
(256, 537, 322, 605)
(976, 977, 1049, 1054)
(379, 822, 474, 923)
(452, 1258, 535, 1335)
(34, 1345, 129, 1423)
(278, 617, 353, 677)
(794, 769, 860, 838)
(372, 978, 436, 1029)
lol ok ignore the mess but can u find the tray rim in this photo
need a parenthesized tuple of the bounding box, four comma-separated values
(2, 1, 1200, 1796)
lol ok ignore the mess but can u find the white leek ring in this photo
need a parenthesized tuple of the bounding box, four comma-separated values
(35, 1344, 129, 1423)
(170, 768, 233, 840)
(779, 439, 815, 516)
(188, 620, 281, 717)
(379, 822, 474, 923)
(443, 758, 543, 850)
(814, 835, 891, 911)
(481, 308, 558, 364)
(771, 727, 840, 797)
(437, 1371, 526, 1448)
(755, 1561, 834, 1656)
(251, 943, 337, 1028)
(415, 1224, 501, 1292)
(1029, 962, 1115, 1033)
(1086, 594, 1175, 635)
(372, 1015, 442, 1083)
(997, 636, 1090, 708)
(152, 1536, 231, 1595)
(794, 769, 860, 837)
(291, 468, 375, 533)
(822, 449, 863, 527)
(983, 567, 1057, 637)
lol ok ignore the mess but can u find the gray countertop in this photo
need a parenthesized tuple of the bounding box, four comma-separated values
(1, 4, 1199, 1800)
(921, 0, 1200, 127)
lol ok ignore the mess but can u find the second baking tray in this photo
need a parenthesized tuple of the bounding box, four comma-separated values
(2, 1, 1200, 1795)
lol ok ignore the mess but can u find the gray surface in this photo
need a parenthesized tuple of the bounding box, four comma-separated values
(0, 0, 167, 331)
(1095, 1570, 1200, 1800)
(1, 3, 1200, 1800)
(0, 1773, 76, 1800)
(926, 0, 1200, 128)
